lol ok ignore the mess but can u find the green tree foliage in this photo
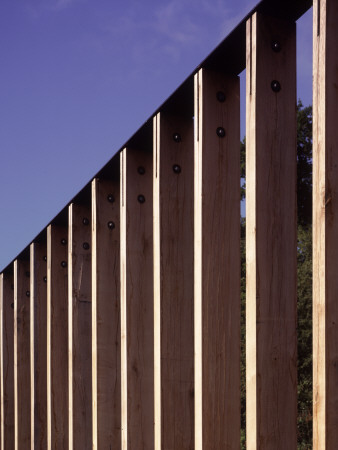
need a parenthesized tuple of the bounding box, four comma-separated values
(296, 101, 312, 449)
(297, 102, 313, 227)
(240, 101, 312, 449)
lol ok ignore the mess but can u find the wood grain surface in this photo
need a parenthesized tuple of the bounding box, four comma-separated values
(194, 68, 241, 449)
(121, 147, 154, 449)
(1, 272, 14, 450)
(14, 259, 31, 449)
(30, 242, 47, 450)
(68, 203, 92, 449)
(313, 0, 338, 447)
(92, 177, 121, 449)
(47, 225, 69, 449)
(155, 112, 195, 449)
(246, 13, 297, 449)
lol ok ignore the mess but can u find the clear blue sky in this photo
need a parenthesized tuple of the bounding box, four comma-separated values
(0, 0, 312, 271)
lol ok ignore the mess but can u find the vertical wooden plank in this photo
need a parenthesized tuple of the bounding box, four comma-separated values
(313, 0, 338, 447)
(154, 112, 195, 449)
(121, 147, 154, 449)
(1, 271, 14, 450)
(120, 153, 127, 450)
(153, 115, 161, 450)
(14, 259, 31, 449)
(246, 13, 297, 449)
(194, 68, 241, 449)
(47, 224, 68, 449)
(68, 204, 92, 450)
(30, 242, 47, 450)
(92, 176, 120, 449)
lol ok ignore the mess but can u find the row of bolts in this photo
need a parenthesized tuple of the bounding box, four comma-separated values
(21, 40, 283, 298)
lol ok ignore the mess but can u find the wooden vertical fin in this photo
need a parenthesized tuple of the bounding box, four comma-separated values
(68, 203, 92, 450)
(120, 150, 127, 450)
(194, 72, 203, 450)
(156, 112, 195, 449)
(30, 242, 47, 450)
(1, 271, 14, 450)
(313, 0, 338, 447)
(47, 225, 69, 449)
(194, 68, 241, 448)
(91, 176, 121, 449)
(246, 13, 297, 449)
(153, 114, 161, 450)
(121, 146, 154, 449)
(14, 259, 31, 449)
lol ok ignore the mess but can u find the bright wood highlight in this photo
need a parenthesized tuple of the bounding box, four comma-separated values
(1, 272, 14, 450)
(47, 225, 69, 449)
(68, 204, 92, 450)
(246, 13, 297, 449)
(194, 68, 241, 449)
(91, 177, 121, 449)
(14, 259, 31, 449)
(153, 114, 161, 450)
(121, 147, 154, 449)
(313, 0, 338, 447)
(156, 112, 195, 449)
(30, 243, 47, 449)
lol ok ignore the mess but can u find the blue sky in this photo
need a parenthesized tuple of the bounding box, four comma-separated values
(0, 0, 312, 271)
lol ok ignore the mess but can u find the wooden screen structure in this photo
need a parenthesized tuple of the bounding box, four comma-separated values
(0, 0, 337, 448)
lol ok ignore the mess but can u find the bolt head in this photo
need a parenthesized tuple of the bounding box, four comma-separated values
(43, 255, 47, 262)
(271, 40, 281, 52)
(138, 195, 145, 204)
(83, 242, 90, 250)
(216, 127, 226, 138)
(271, 80, 281, 92)
(26, 291, 30, 297)
(82, 217, 89, 226)
(61, 238, 67, 246)
(138, 166, 145, 175)
(107, 221, 115, 230)
(107, 194, 115, 203)
(61, 261, 67, 268)
(173, 133, 181, 143)
(173, 164, 181, 174)
(43, 276, 47, 283)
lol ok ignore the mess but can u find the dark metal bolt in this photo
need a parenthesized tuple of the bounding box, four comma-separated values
(173, 133, 181, 143)
(271, 80, 281, 92)
(107, 194, 115, 203)
(43, 255, 47, 262)
(271, 40, 281, 52)
(216, 91, 226, 102)
(61, 238, 67, 246)
(61, 261, 67, 268)
(43, 276, 47, 283)
(83, 242, 90, 250)
(26, 291, 30, 297)
(107, 221, 115, 230)
(173, 164, 181, 174)
(138, 195, 145, 204)
(216, 127, 226, 138)
(138, 166, 145, 175)
(82, 217, 89, 226)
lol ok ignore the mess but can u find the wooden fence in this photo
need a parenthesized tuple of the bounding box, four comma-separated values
(1, 0, 337, 448)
